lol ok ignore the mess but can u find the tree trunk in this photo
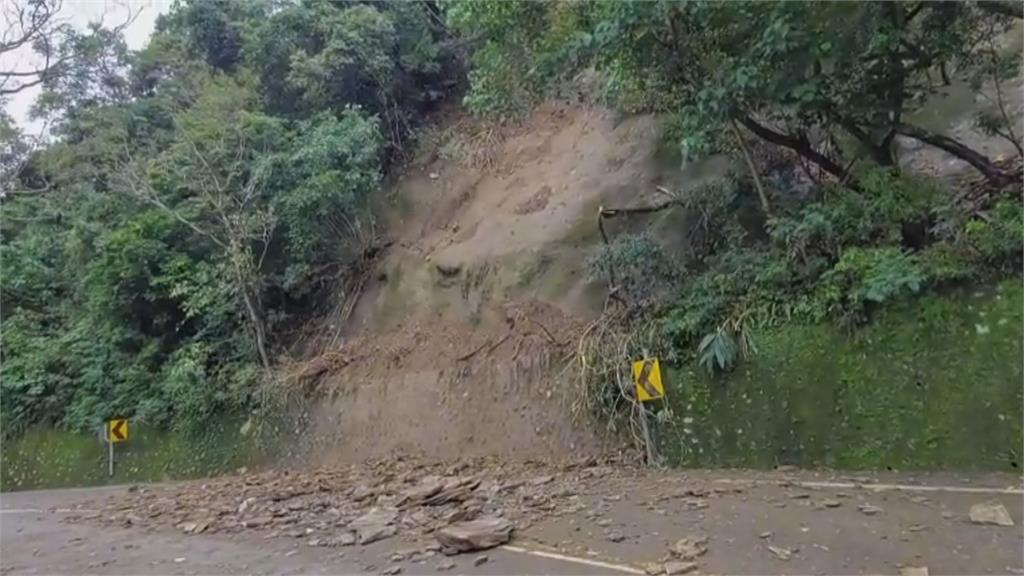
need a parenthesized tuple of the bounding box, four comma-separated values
(729, 118, 773, 217)
(241, 285, 272, 370)
(978, 0, 1023, 19)
(895, 122, 1013, 184)
(838, 118, 896, 167)
(736, 115, 858, 188)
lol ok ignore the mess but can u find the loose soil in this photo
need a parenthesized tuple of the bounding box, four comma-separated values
(290, 104, 684, 465)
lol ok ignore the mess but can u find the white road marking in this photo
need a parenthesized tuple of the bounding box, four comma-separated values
(501, 544, 645, 574)
(714, 478, 1024, 495)
(0, 508, 100, 514)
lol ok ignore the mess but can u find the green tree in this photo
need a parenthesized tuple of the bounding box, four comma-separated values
(453, 0, 1020, 185)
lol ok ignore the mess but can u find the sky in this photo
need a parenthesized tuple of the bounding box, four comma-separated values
(3, 0, 170, 134)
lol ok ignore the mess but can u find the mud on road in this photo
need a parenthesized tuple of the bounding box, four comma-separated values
(3, 458, 1021, 575)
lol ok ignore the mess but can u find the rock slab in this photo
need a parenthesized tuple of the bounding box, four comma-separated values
(969, 502, 1014, 526)
(434, 517, 513, 552)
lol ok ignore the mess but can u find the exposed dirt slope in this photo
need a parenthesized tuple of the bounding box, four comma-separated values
(294, 103, 681, 465)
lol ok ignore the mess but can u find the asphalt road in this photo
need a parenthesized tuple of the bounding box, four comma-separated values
(1, 485, 625, 575)
(3, 470, 1022, 575)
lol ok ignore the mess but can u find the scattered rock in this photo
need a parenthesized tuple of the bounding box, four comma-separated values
(664, 560, 699, 575)
(389, 552, 407, 562)
(682, 498, 708, 510)
(351, 485, 376, 502)
(351, 507, 399, 545)
(423, 542, 442, 553)
(606, 530, 626, 543)
(435, 517, 513, 552)
(900, 567, 929, 576)
(858, 504, 884, 516)
(361, 525, 397, 545)
(237, 497, 257, 514)
(422, 478, 481, 507)
(330, 532, 357, 547)
(473, 555, 489, 567)
(596, 519, 613, 527)
(644, 562, 663, 575)
(428, 172, 440, 180)
(173, 557, 187, 563)
(789, 493, 810, 500)
(443, 504, 482, 523)
(400, 477, 445, 507)
(758, 531, 772, 539)
(969, 502, 1014, 526)
(941, 511, 955, 520)
(669, 535, 708, 561)
(242, 516, 272, 528)
(531, 475, 555, 486)
(767, 545, 793, 561)
(381, 566, 402, 575)
(178, 520, 210, 535)
(820, 499, 842, 508)
(435, 560, 456, 571)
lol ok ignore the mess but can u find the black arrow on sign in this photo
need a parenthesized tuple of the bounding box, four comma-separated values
(110, 420, 127, 441)
(637, 360, 659, 399)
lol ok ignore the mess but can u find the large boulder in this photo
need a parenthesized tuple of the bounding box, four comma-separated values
(434, 517, 513, 552)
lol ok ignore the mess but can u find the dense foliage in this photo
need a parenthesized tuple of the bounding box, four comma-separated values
(1, 0, 460, 437)
(452, 1, 1021, 180)
(2, 0, 1021, 442)
(661, 281, 1023, 471)
(454, 0, 1022, 371)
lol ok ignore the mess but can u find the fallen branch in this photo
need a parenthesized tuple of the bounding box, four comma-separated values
(486, 331, 513, 354)
(456, 339, 491, 362)
(527, 317, 562, 346)
(511, 335, 526, 363)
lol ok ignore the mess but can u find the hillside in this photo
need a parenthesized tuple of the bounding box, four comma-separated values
(292, 104, 674, 462)
(2, 1, 1021, 484)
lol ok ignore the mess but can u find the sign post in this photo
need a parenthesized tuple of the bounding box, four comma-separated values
(632, 358, 665, 465)
(106, 419, 128, 477)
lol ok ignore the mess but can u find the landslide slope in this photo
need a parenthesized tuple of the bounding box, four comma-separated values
(295, 103, 684, 464)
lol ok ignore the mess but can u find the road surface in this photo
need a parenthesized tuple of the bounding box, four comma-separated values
(2, 468, 1022, 575)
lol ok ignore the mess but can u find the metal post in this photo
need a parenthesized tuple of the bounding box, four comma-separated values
(108, 436, 114, 477)
(638, 404, 656, 465)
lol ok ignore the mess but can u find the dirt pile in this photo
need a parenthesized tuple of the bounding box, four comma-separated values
(69, 456, 645, 554)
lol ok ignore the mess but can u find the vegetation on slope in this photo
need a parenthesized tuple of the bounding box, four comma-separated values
(451, 0, 1023, 460)
(663, 281, 1023, 470)
(2, 0, 1021, 466)
(1, 0, 461, 437)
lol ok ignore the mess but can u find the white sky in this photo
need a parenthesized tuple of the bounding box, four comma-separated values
(3, 0, 170, 134)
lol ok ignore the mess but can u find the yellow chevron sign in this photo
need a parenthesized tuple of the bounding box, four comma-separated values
(632, 358, 664, 402)
(107, 418, 128, 443)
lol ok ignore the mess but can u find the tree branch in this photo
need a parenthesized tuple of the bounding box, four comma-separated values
(977, 0, 1023, 19)
(736, 114, 856, 187)
(895, 122, 1013, 183)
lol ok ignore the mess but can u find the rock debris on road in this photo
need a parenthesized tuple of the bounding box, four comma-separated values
(3, 459, 1021, 575)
